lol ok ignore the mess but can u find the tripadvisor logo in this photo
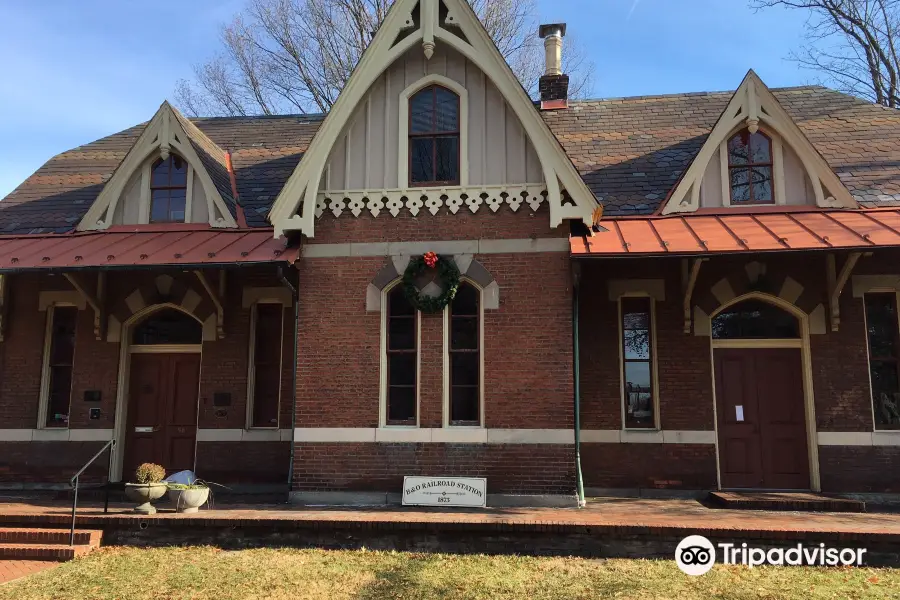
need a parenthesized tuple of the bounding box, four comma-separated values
(675, 535, 868, 575)
(676, 535, 716, 576)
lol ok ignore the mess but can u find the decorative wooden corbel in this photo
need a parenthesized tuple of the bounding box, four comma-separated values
(682, 258, 706, 333)
(826, 252, 862, 332)
(63, 272, 106, 340)
(194, 270, 225, 339)
(0, 274, 8, 342)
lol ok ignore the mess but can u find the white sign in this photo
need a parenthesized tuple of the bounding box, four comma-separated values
(735, 405, 745, 422)
(402, 476, 487, 507)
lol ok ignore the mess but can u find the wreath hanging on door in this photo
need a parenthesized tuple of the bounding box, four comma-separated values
(402, 252, 460, 313)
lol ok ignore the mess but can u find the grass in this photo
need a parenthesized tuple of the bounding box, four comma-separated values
(1, 546, 897, 600)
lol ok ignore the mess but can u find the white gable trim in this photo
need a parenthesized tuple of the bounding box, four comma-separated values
(661, 70, 857, 215)
(77, 102, 237, 230)
(398, 74, 469, 187)
(268, 0, 597, 237)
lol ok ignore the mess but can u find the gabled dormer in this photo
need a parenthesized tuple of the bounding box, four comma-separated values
(77, 102, 238, 230)
(268, 0, 598, 237)
(661, 71, 857, 214)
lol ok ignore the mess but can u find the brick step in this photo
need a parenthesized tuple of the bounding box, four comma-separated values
(0, 543, 95, 562)
(708, 491, 866, 513)
(0, 527, 101, 547)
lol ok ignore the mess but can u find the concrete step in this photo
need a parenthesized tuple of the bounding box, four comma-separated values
(0, 527, 101, 547)
(708, 491, 866, 513)
(0, 543, 96, 562)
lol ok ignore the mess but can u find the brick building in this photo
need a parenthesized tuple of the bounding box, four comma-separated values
(2, 0, 900, 504)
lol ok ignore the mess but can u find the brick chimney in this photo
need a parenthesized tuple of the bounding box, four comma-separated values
(538, 23, 568, 110)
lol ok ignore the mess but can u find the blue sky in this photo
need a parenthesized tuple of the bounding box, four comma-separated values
(0, 0, 811, 199)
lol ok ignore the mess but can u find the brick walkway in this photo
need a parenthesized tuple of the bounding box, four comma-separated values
(0, 496, 898, 541)
(0, 560, 55, 585)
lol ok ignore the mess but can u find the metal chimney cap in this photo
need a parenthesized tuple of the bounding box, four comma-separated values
(539, 23, 567, 38)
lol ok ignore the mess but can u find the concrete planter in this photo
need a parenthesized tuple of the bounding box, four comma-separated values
(124, 483, 168, 514)
(168, 486, 210, 513)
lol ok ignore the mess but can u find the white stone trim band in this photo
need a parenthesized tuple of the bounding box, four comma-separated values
(302, 238, 569, 258)
(195, 429, 293, 442)
(0, 429, 293, 442)
(293, 428, 718, 444)
(294, 427, 573, 444)
(581, 430, 717, 444)
(817, 431, 900, 446)
(0, 429, 115, 442)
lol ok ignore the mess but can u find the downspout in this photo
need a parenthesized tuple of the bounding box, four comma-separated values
(278, 265, 299, 495)
(572, 260, 585, 507)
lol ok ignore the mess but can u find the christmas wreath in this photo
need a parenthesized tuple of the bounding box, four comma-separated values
(402, 251, 460, 313)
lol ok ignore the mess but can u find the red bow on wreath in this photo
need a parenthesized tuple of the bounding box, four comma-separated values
(423, 251, 438, 268)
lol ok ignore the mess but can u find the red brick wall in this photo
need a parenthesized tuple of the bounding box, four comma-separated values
(196, 441, 290, 485)
(294, 207, 575, 492)
(581, 443, 717, 490)
(293, 443, 574, 494)
(0, 268, 293, 484)
(577, 252, 900, 493)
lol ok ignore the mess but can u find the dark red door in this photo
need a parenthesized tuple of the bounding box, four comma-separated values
(714, 348, 809, 490)
(125, 353, 201, 477)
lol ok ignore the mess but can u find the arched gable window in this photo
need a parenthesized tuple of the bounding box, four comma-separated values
(409, 85, 460, 186)
(150, 155, 188, 223)
(727, 129, 774, 205)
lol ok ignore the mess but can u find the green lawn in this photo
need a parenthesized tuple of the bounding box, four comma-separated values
(1, 546, 897, 600)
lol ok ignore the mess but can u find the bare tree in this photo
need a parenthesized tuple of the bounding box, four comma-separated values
(752, 0, 900, 107)
(176, 0, 594, 116)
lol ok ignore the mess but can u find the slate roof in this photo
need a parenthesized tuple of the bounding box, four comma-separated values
(3, 85, 900, 232)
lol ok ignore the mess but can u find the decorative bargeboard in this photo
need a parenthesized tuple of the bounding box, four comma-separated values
(316, 184, 550, 218)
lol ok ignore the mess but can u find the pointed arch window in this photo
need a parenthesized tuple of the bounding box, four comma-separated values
(385, 285, 418, 425)
(409, 85, 460, 186)
(728, 129, 774, 205)
(448, 282, 481, 426)
(150, 155, 188, 223)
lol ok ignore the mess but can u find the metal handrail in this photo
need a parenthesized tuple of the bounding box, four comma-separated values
(69, 439, 116, 546)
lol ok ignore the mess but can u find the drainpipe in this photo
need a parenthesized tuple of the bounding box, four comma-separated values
(572, 261, 586, 507)
(277, 265, 299, 496)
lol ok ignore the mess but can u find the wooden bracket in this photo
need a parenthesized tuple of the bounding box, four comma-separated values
(682, 258, 706, 333)
(195, 270, 225, 339)
(63, 272, 106, 340)
(0, 274, 8, 342)
(826, 252, 862, 332)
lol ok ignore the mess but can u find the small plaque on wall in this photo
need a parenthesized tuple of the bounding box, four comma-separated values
(83, 390, 102, 403)
(213, 392, 231, 407)
(402, 476, 487, 507)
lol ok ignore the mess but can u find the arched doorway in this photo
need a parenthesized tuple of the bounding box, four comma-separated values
(122, 307, 202, 478)
(711, 296, 812, 490)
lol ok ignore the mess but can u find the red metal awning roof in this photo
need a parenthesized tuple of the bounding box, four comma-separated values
(0, 227, 300, 271)
(571, 208, 900, 257)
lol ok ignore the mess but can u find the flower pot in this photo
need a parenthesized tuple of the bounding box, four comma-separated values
(168, 486, 210, 514)
(124, 482, 168, 514)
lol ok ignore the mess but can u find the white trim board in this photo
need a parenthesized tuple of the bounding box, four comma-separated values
(293, 428, 716, 444)
(817, 431, 900, 446)
(195, 429, 293, 442)
(0, 429, 114, 442)
(302, 238, 568, 258)
(581, 430, 716, 444)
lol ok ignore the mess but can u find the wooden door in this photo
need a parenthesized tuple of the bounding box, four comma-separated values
(125, 353, 201, 477)
(714, 348, 809, 490)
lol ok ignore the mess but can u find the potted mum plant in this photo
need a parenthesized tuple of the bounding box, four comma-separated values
(166, 478, 210, 514)
(124, 463, 167, 514)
